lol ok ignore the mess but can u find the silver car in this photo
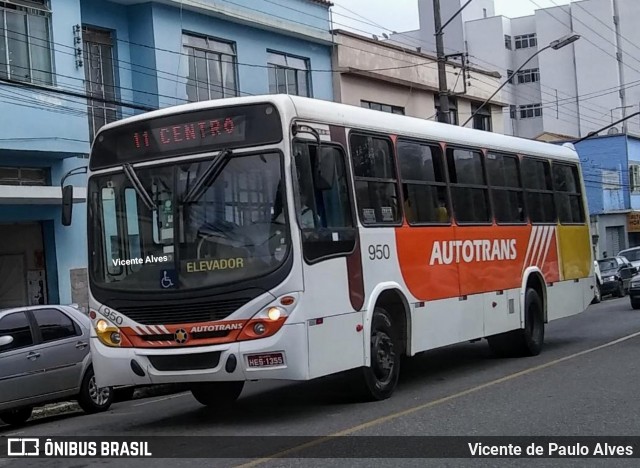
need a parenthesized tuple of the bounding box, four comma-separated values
(0, 305, 113, 426)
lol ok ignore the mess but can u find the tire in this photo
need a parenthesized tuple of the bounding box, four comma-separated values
(0, 407, 32, 426)
(114, 386, 136, 402)
(631, 298, 640, 310)
(190, 381, 244, 408)
(488, 288, 545, 358)
(350, 307, 401, 401)
(615, 281, 625, 298)
(591, 282, 602, 304)
(77, 367, 114, 414)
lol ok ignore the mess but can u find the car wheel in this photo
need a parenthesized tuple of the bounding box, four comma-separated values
(190, 381, 244, 408)
(631, 298, 640, 310)
(0, 407, 32, 426)
(592, 281, 602, 304)
(78, 367, 114, 414)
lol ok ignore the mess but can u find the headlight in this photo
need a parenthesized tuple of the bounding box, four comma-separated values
(604, 276, 617, 282)
(632, 281, 640, 288)
(95, 318, 123, 347)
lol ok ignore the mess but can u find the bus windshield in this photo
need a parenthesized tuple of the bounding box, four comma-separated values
(88, 152, 289, 291)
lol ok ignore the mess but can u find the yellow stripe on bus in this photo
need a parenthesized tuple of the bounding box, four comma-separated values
(557, 224, 592, 280)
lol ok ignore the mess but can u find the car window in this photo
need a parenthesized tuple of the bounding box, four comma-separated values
(0, 312, 34, 353)
(597, 259, 617, 270)
(619, 249, 640, 261)
(33, 309, 79, 343)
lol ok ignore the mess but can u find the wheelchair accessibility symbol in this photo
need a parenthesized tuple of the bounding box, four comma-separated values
(160, 270, 177, 289)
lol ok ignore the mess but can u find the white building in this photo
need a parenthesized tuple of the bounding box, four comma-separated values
(389, 0, 640, 140)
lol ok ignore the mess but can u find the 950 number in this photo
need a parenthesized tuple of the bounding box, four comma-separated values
(368, 244, 391, 260)
(102, 309, 124, 326)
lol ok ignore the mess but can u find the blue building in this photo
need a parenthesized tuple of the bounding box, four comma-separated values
(573, 134, 640, 258)
(0, 0, 333, 309)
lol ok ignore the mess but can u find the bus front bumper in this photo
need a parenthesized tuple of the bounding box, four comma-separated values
(91, 323, 308, 388)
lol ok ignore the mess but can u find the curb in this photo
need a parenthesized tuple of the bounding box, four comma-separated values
(29, 384, 187, 419)
(32, 401, 80, 419)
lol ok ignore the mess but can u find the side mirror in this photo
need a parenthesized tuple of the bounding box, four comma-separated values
(0, 335, 14, 347)
(62, 185, 73, 226)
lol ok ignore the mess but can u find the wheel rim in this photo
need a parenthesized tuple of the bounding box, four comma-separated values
(88, 375, 111, 406)
(371, 329, 395, 387)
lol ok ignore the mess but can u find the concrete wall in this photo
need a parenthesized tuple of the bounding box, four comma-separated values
(0, 0, 90, 155)
(333, 32, 505, 133)
(150, 2, 333, 107)
(627, 137, 640, 209)
(535, 5, 580, 138)
(575, 135, 629, 215)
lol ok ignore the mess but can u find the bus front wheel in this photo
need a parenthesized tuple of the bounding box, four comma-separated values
(488, 288, 544, 358)
(190, 381, 244, 408)
(351, 307, 400, 401)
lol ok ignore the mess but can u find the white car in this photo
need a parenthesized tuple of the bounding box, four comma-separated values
(592, 260, 602, 303)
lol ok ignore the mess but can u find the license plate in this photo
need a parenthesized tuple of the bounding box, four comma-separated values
(247, 352, 284, 368)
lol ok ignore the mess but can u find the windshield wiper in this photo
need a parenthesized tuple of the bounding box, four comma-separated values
(182, 149, 233, 204)
(123, 163, 156, 211)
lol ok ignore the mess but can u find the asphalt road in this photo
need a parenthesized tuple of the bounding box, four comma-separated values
(2, 295, 640, 467)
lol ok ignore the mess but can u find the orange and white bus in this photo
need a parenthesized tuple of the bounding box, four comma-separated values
(62, 95, 594, 405)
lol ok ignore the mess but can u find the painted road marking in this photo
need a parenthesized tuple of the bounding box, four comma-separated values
(235, 330, 640, 467)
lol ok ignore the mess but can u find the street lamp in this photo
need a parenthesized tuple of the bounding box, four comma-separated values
(462, 33, 581, 127)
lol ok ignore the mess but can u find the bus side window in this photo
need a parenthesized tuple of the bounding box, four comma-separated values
(552, 163, 585, 224)
(349, 134, 400, 225)
(446, 147, 491, 224)
(397, 139, 449, 224)
(293, 141, 356, 263)
(521, 157, 556, 223)
(486, 152, 525, 223)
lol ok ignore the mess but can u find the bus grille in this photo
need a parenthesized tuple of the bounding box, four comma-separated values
(116, 298, 250, 325)
(148, 352, 221, 371)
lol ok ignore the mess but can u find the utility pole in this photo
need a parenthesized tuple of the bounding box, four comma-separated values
(434, 0, 450, 124)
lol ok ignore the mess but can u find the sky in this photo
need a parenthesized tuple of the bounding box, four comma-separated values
(330, 0, 572, 36)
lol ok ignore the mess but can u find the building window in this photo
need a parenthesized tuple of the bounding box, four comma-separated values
(267, 51, 311, 97)
(471, 101, 492, 131)
(507, 69, 514, 84)
(504, 34, 512, 50)
(0, 0, 53, 85)
(361, 100, 405, 115)
(630, 165, 640, 193)
(434, 97, 459, 125)
(515, 33, 537, 49)
(509, 105, 517, 119)
(519, 103, 542, 119)
(517, 68, 540, 84)
(0, 166, 48, 185)
(184, 33, 238, 102)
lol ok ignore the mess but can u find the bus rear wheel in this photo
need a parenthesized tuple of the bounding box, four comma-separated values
(488, 288, 544, 358)
(351, 307, 400, 401)
(190, 381, 244, 408)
